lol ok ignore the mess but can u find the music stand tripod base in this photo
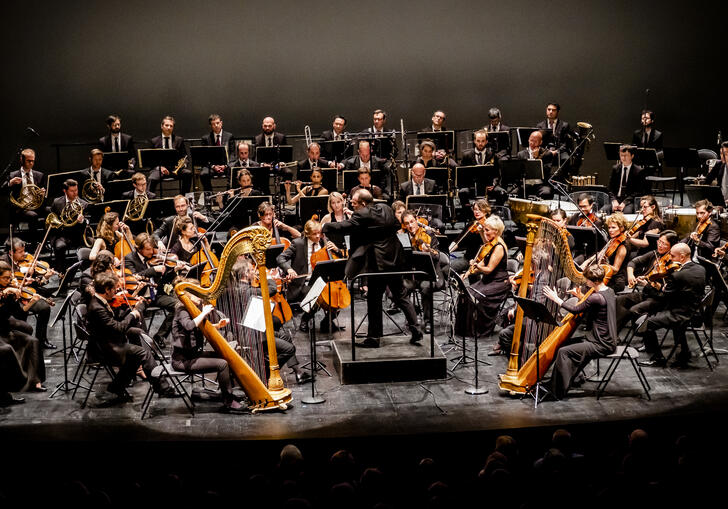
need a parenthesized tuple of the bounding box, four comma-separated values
(465, 385, 488, 395)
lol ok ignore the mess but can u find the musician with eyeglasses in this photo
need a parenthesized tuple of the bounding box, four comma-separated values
(49, 179, 88, 272)
(4, 148, 46, 234)
(625, 196, 664, 256)
(681, 199, 720, 260)
(121, 172, 156, 200)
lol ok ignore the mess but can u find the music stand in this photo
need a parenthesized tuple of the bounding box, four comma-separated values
(409, 251, 437, 355)
(137, 148, 179, 169)
(241, 166, 272, 195)
(102, 152, 130, 171)
(255, 145, 293, 165)
(217, 195, 272, 231)
(635, 148, 660, 169)
(105, 178, 132, 201)
(299, 277, 327, 405)
(356, 135, 396, 160)
(645, 232, 659, 251)
(455, 165, 499, 198)
(566, 225, 604, 257)
(406, 194, 448, 222)
(311, 258, 348, 342)
(514, 296, 560, 407)
(84, 199, 129, 224)
(343, 170, 383, 195)
(515, 127, 539, 149)
(664, 147, 700, 205)
(299, 195, 330, 224)
(190, 145, 228, 168)
(297, 168, 338, 194)
(417, 131, 455, 153)
(603, 142, 622, 161)
(449, 271, 488, 394)
(686, 185, 724, 206)
(145, 197, 176, 221)
(500, 160, 544, 198)
(265, 244, 285, 268)
(421, 167, 449, 195)
(48, 291, 78, 398)
(487, 131, 511, 155)
(45, 170, 85, 199)
(319, 140, 347, 162)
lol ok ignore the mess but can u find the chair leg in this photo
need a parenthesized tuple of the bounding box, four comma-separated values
(630, 356, 652, 398)
(140, 386, 155, 419)
(80, 367, 100, 409)
(690, 326, 713, 371)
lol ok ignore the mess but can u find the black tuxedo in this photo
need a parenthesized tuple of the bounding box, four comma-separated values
(460, 148, 494, 167)
(5, 169, 46, 193)
(153, 212, 208, 247)
(121, 190, 156, 200)
(254, 132, 287, 147)
(297, 158, 333, 171)
(82, 166, 115, 189)
(536, 119, 573, 152)
(148, 134, 191, 194)
(681, 219, 720, 260)
(322, 203, 417, 338)
(50, 196, 88, 271)
(124, 251, 178, 341)
(99, 133, 135, 159)
(607, 163, 646, 211)
(399, 178, 437, 199)
(343, 155, 385, 172)
(321, 130, 347, 141)
(200, 130, 234, 151)
(199, 130, 234, 192)
(276, 237, 325, 302)
(516, 148, 556, 198)
(632, 128, 663, 152)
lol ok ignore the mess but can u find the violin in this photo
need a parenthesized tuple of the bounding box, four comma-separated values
(627, 215, 651, 236)
(463, 237, 504, 278)
(449, 217, 487, 252)
(310, 239, 351, 312)
(410, 228, 439, 256)
(687, 217, 711, 247)
(109, 280, 148, 308)
(577, 212, 599, 228)
(646, 260, 682, 283)
(16, 253, 54, 280)
(604, 232, 627, 258)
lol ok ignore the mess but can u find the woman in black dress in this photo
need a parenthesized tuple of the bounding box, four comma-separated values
(89, 211, 128, 263)
(627, 195, 664, 257)
(543, 264, 617, 399)
(320, 192, 353, 251)
(285, 168, 329, 205)
(602, 213, 629, 292)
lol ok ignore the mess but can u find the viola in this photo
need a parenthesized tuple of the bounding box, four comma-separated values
(604, 232, 627, 258)
(16, 253, 53, 279)
(252, 271, 293, 324)
(410, 228, 439, 256)
(449, 217, 487, 252)
(310, 241, 351, 312)
(577, 212, 599, 228)
(463, 236, 505, 278)
(687, 218, 711, 247)
(110, 280, 148, 308)
(646, 260, 682, 283)
(627, 215, 651, 236)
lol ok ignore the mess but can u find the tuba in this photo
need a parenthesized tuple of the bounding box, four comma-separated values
(82, 178, 104, 203)
(174, 225, 292, 412)
(10, 183, 45, 210)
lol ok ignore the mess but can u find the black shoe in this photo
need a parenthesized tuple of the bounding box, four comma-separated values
(296, 371, 312, 384)
(153, 335, 166, 349)
(156, 385, 178, 398)
(638, 356, 666, 368)
(409, 326, 423, 345)
(0, 393, 25, 406)
(671, 357, 691, 369)
(356, 337, 380, 348)
(42, 340, 56, 350)
(299, 321, 309, 333)
(488, 347, 505, 357)
(220, 401, 246, 414)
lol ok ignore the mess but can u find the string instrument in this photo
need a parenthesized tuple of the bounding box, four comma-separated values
(713, 241, 728, 258)
(110, 280, 148, 308)
(627, 214, 651, 236)
(114, 224, 137, 260)
(189, 229, 220, 287)
(310, 240, 351, 311)
(15, 253, 54, 282)
(16, 284, 55, 306)
(646, 260, 682, 286)
(687, 217, 711, 247)
(272, 224, 291, 250)
(629, 252, 671, 289)
(410, 228, 439, 256)
(463, 237, 504, 278)
(449, 217, 486, 252)
(576, 212, 599, 228)
(252, 270, 293, 324)
(604, 232, 627, 259)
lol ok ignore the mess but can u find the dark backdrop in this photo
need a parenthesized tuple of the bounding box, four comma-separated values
(2, 0, 725, 181)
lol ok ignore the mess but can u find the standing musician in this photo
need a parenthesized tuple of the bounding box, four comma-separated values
(449, 199, 491, 276)
(82, 148, 115, 200)
(49, 179, 88, 272)
(153, 194, 209, 254)
(0, 261, 46, 392)
(89, 211, 130, 263)
(254, 202, 301, 243)
(349, 167, 383, 201)
(568, 193, 603, 230)
(121, 172, 156, 200)
(626, 195, 664, 256)
(542, 265, 618, 400)
(402, 211, 445, 334)
(638, 243, 705, 368)
(277, 220, 342, 333)
(599, 213, 630, 292)
(126, 232, 183, 348)
(535, 102, 573, 174)
(5, 238, 55, 350)
(319, 192, 353, 252)
(455, 215, 510, 339)
(322, 189, 422, 348)
(99, 114, 136, 176)
(148, 115, 191, 195)
(682, 199, 720, 259)
(705, 141, 728, 206)
(399, 163, 436, 199)
(5, 148, 46, 231)
(285, 168, 329, 206)
(617, 230, 680, 329)
(199, 113, 234, 195)
(171, 282, 243, 412)
(608, 144, 645, 213)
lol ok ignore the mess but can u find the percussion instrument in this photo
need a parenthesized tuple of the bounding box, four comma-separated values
(663, 207, 697, 238)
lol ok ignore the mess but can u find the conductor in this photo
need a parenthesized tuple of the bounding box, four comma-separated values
(322, 189, 422, 348)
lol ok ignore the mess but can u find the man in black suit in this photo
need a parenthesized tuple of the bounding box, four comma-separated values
(49, 179, 88, 271)
(125, 233, 181, 348)
(517, 131, 555, 198)
(85, 272, 172, 400)
(254, 116, 287, 147)
(682, 199, 721, 260)
(536, 102, 573, 175)
(485, 107, 510, 134)
(148, 115, 191, 195)
(5, 148, 46, 231)
(459, 130, 507, 205)
(321, 114, 348, 141)
(297, 142, 337, 171)
(399, 163, 436, 199)
(228, 141, 260, 170)
(322, 189, 421, 347)
(199, 113, 234, 194)
(153, 194, 209, 252)
(607, 145, 645, 213)
(121, 172, 156, 200)
(349, 168, 383, 200)
(98, 114, 135, 176)
(704, 141, 728, 206)
(638, 243, 706, 368)
(81, 148, 115, 202)
(426, 110, 447, 132)
(632, 109, 663, 154)
(344, 140, 388, 195)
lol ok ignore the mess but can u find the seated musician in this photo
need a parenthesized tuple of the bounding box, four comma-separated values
(607, 144, 645, 214)
(199, 113, 234, 195)
(454, 215, 510, 339)
(284, 168, 329, 206)
(254, 202, 301, 242)
(228, 141, 261, 169)
(449, 199, 491, 276)
(5, 238, 54, 350)
(600, 213, 630, 292)
(320, 192, 353, 252)
(126, 233, 183, 348)
(148, 115, 191, 195)
(637, 243, 706, 368)
(86, 272, 174, 400)
(255, 116, 287, 147)
(567, 193, 603, 230)
(402, 210, 445, 334)
(121, 172, 156, 200)
(617, 230, 679, 329)
(169, 216, 205, 279)
(349, 168, 383, 201)
(49, 178, 88, 272)
(0, 261, 46, 392)
(277, 219, 342, 333)
(458, 130, 507, 206)
(99, 114, 135, 176)
(550, 209, 575, 252)
(82, 148, 115, 199)
(298, 141, 337, 171)
(171, 280, 243, 412)
(542, 264, 617, 399)
(681, 199, 720, 259)
(391, 200, 406, 226)
(223, 169, 263, 207)
(399, 163, 436, 199)
(322, 114, 348, 141)
(79, 250, 116, 306)
(343, 140, 386, 172)
(416, 139, 457, 170)
(704, 141, 728, 207)
(4, 148, 46, 229)
(153, 194, 210, 253)
(89, 211, 130, 263)
(626, 195, 664, 256)
(516, 131, 555, 199)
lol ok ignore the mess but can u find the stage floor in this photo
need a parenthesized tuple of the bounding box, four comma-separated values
(3, 292, 728, 445)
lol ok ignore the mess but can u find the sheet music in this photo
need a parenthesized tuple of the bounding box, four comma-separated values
(301, 277, 326, 313)
(243, 296, 275, 332)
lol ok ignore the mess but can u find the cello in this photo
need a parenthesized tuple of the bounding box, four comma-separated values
(190, 227, 219, 287)
(309, 237, 351, 311)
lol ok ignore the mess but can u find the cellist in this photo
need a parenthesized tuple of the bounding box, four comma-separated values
(89, 211, 130, 264)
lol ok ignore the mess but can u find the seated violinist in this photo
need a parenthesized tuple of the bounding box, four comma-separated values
(153, 194, 209, 253)
(253, 202, 301, 243)
(402, 210, 445, 334)
(4, 238, 54, 350)
(392, 200, 406, 228)
(89, 211, 130, 264)
(599, 213, 630, 292)
(681, 199, 720, 259)
(626, 195, 664, 256)
(126, 233, 184, 348)
(79, 250, 116, 306)
(172, 280, 244, 412)
(568, 193, 603, 230)
(617, 230, 679, 329)
(284, 167, 329, 205)
(449, 199, 491, 276)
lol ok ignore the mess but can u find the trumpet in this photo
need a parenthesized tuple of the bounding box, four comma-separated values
(172, 155, 188, 176)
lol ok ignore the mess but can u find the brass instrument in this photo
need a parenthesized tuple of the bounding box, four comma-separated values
(304, 125, 313, 147)
(174, 225, 292, 412)
(172, 155, 188, 176)
(10, 183, 45, 210)
(123, 194, 149, 222)
(46, 200, 84, 230)
(82, 178, 104, 203)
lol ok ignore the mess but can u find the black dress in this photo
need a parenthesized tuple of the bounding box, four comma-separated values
(630, 217, 663, 257)
(170, 237, 201, 279)
(606, 239, 628, 292)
